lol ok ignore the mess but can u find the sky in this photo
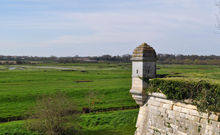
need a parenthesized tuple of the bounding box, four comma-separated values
(0, 0, 219, 56)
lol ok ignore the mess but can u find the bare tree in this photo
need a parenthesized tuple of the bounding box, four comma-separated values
(83, 90, 104, 113)
(26, 93, 79, 135)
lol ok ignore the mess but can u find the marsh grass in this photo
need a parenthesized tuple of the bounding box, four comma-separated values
(0, 63, 220, 134)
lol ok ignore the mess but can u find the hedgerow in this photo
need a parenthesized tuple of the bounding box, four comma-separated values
(147, 79, 220, 112)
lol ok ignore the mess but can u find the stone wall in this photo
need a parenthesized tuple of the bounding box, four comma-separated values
(135, 93, 220, 135)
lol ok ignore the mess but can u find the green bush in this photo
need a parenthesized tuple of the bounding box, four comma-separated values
(148, 79, 220, 112)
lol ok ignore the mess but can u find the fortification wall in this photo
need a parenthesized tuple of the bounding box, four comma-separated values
(135, 93, 220, 135)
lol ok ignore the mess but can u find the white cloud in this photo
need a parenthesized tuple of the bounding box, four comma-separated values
(0, 0, 219, 56)
(43, 9, 212, 45)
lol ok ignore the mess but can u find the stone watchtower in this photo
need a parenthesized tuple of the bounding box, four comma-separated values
(130, 43, 157, 106)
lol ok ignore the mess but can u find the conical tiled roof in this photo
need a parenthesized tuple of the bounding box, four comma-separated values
(131, 43, 157, 61)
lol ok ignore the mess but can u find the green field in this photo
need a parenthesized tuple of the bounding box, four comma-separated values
(0, 63, 220, 135)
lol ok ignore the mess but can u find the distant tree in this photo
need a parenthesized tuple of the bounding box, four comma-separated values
(101, 55, 112, 61)
(121, 54, 131, 62)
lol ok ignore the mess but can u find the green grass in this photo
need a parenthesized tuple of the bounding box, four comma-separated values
(0, 109, 138, 135)
(0, 63, 220, 134)
(80, 109, 138, 135)
(0, 63, 134, 120)
(157, 64, 220, 84)
(0, 120, 40, 135)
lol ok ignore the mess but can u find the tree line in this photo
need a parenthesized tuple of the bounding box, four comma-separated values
(0, 54, 220, 65)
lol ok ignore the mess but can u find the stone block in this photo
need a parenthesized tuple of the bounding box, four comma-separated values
(175, 102, 185, 107)
(148, 96, 155, 100)
(177, 131, 187, 135)
(205, 125, 212, 130)
(209, 113, 218, 121)
(175, 102, 197, 110)
(200, 118, 209, 124)
(155, 97, 174, 104)
(181, 108, 190, 114)
(205, 131, 213, 135)
(185, 114, 194, 120)
(174, 111, 180, 117)
(167, 110, 175, 116)
(148, 100, 161, 107)
(151, 93, 167, 98)
(149, 105, 159, 112)
(170, 124, 178, 130)
(189, 109, 199, 116)
(168, 114, 175, 119)
(163, 104, 173, 110)
(147, 128, 154, 134)
(192, 116, 200, 122)
(175, 116, 181, 122)
(213, 121, 220, 128)
(199, 112, 208, 119)
(166, 132, 174, 135)
(173, 106, 182, 112)
(159, 107, 167, 114)
(151, 110, 161, 116)
(185, 104, 197, 110)
(180, 113, 186, 119)
(210, 121, 219, 128)
(165, 127, 173, 133)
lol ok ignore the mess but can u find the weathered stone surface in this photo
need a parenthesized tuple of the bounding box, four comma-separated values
(175, 102, 197, 110)
(181, 108, 190, 114)
(189, 109, 199, 116)
(155, 97, 174, 104)
(209, 113, 219, 121)
(131, 43, 157, 61)
(177, 131, 187, 135)
(173, 105, 182, 112)
(163, 103, 173, 110)
(148, 100, 161, 107)
(151, 92, 167, 99)
(134, 94, 220, 135)
(130, 43, 157, 106)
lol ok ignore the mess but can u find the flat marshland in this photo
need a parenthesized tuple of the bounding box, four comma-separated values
(0, 63, 220, 135)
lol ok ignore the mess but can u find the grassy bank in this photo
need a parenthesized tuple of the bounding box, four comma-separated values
(0, 109, 138, 135)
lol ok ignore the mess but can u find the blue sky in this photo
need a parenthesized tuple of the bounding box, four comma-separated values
(0, 0, 219, 56)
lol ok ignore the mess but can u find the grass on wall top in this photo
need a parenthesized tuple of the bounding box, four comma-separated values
(148, 79, 220, 113)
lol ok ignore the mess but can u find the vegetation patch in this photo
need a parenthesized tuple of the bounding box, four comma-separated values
(147, 79, 220, 112)
(75, 80, 93, 83)
(0, 121, 40, 135)
(25, 93, 80, 135)
(198, 125, 202, 133)
(0, 109, 138, 135)
(80, 109, 138, 134)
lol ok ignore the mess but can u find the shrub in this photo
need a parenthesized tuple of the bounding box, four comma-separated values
(147, 79, 220, 112)
(25, 93, 80, 135)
